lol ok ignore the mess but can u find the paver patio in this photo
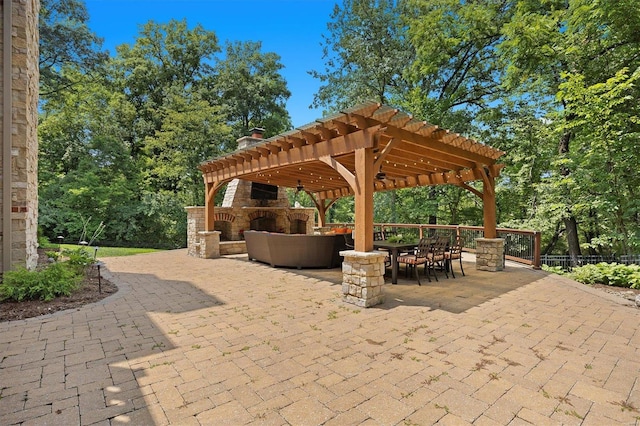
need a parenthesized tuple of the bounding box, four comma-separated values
(1, 250, 639, 425)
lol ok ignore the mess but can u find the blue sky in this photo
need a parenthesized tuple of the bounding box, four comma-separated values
(84, 0, 336, 128)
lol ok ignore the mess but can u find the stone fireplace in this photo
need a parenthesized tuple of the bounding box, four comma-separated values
(186, 129, 316, 257)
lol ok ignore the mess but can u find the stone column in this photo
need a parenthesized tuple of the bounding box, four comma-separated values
(185, 206, 204, 257)
(340, 250, 387, 307)
(198, 231, 221, 259)
(475, 238, 505, 271)
(1, 0, 40, 271)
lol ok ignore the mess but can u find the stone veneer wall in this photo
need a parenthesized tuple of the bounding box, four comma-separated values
(214, 207, 315, 241)
(185, 206, 316, 258)
(340, 250, 387, 307)
(475, 238, 505, 272)
(0, 0, 39, 271)
(185, 207, 205, 257)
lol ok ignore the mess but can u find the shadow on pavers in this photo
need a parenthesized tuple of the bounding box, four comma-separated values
(223, 255, 547, 314)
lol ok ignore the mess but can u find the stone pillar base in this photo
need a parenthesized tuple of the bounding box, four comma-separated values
(340, 250, 387, 308)
(197, 231, 221, 259)
(475, 238, 504, 271)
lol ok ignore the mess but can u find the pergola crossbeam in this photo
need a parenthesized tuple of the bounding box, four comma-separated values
(199, 102, 505, 241)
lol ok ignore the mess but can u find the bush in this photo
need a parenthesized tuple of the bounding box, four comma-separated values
(568, 263, 640, 289)
(541, 265, 566, 275)
(0, 262, 83, 302)
(62, 247, 95, 268)
(569, 264, 607, 285)
(544, 262, 640, 289)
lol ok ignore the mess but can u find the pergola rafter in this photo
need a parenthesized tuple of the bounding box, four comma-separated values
(199, 102, 505, 251)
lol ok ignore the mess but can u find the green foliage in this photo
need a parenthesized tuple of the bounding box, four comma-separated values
(546, 263, 640, 289)
(58, 244, 162, 257)
(541, 265, 566, 275)
(37, 0, 640, 257)
(403, 0, 510, 126)
(0, 263, 83, 302)
(213, 41, 291, 137)
(567, 264, 607, 285)
(311, 0, 410, 111)
(39, 14, 292, 250)
(61, 247, 95, 268)
(45, 251, 61, 261)
(39, 0, 107, 99)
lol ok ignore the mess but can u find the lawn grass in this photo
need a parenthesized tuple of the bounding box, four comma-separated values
(53, 244, 164, 258)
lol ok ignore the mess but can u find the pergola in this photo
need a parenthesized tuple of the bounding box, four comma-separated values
(199, 102, 505, 252)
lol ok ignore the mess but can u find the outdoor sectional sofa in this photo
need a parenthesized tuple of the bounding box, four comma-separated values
(244, 230, 347, 269)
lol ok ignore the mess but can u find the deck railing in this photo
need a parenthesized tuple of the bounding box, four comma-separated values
(540, 254, 640, 269)
(326, 222, 542, 269)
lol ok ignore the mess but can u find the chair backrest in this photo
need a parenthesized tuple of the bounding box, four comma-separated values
(373, 231, 385, 241)
(344, 233, 354, 249)
(450, 236, 464, 253)
(415, 238, 432, 258)
(431, 237, 448, 256)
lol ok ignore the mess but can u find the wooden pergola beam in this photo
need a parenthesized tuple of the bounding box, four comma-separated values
(199, 102, 506, 251)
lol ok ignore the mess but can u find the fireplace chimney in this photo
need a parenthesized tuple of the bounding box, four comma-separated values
(237, 127, 265, 150)
(250, 127, 265, 139)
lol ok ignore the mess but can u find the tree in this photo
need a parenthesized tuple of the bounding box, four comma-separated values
(142, 88, 231, 203)
(498, 0, 640, 263)
(112, 19, 220, 156)
(39, 0, 107, 100)
(38, 68, 143, 244)
(212, 41, 291, 139)
(311, 0, 410, 112)
(402, 0, 511, 129)
(558, 68, 640, 254)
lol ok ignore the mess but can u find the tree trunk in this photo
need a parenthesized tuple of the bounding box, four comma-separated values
(564, 216, 581, 266)
(428, 187, 437, 225)
(542, 221, 563, 255)
(558, 129, 582, 266)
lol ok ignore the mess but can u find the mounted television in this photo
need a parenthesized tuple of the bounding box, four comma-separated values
(251, 182, 278, 200)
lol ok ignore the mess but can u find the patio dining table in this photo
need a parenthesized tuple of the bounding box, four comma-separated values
(373, 241, 417, 284)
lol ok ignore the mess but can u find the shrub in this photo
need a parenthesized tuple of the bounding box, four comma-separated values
(541, 265, 566, 275)
(568, 263, 640, 289)
(0, 262, 83, 302)
(569, 264, 607, 285)
(61, 247, 95, 268)
(45, 251, 61, 261)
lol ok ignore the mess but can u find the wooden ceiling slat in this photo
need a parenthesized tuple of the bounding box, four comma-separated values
(385, 125, 498, 164)
(388, 139, 477, 170)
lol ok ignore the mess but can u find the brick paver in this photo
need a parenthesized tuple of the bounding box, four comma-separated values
(1, 250, 639, 425)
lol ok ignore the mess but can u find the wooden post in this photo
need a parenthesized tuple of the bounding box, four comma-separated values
(316, 200, 327, 227)
(482, 169, 497, 239)
(205, 182, 216, 231)
(533, 231, 542, 269)
(353, 147, 374, 252)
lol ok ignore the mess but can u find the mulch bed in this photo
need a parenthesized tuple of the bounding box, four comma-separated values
(0, 249, 118, 322)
